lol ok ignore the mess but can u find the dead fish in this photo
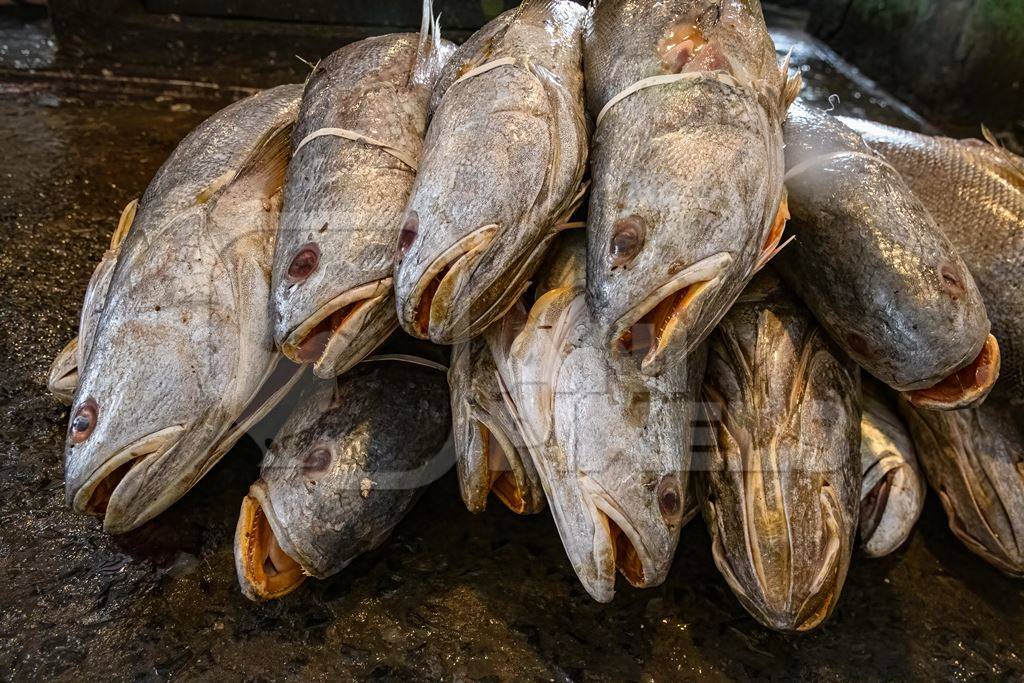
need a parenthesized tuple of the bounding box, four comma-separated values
(63, 85, 304, 534)
(394, 0, 588, 344)
(584, 0, 798, 376)
(859, 381, 925, 558)
(492, 231, 705, 602)
(779, 101, 997, 410)
(839, 118, 1023, 406)
(235, 359, 451, 601)
(272, 4, 454, 378)
(701, 271, 861, 632)
(899, 396, 1024, 577)
(449, 336, 545, 514)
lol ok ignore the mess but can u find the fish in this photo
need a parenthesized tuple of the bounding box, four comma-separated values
(700, 270, 861, 632)
(779, 101, 998, 410)
(839, 118, 1024, 406)
(858, 381, 925, 558)
(63, 84, 305, 534)
(271, 4, 455, 378)
(449, 336, 545, 514)
(491, 231, 706, 602)
(235, 358, 451, 601)
(584, 0, 798, 376)
(393, 0, 589, 344)
(899, 396, 1024, 577)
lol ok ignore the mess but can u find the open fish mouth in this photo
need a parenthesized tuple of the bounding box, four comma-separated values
(71, 424, 186, 526)
(904, 334, 1000, 410)
(579, 474, 655, 601)
(281, 278, 394, 377)
(611, 252, 731, 375)
(859, 469, 895, 543)
(465, 414, 536, 514)
(234, 481, 307, 601)
(402, 224, 498, 341)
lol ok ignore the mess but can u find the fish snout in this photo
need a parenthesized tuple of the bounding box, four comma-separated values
(395, 224, 499, 344)
(903, 334, 1001, 411)
(234, 481, 308, 602)
(65, 424, 186, 533)
(608, 252, 732, 376)
(278, 279, 396, 378)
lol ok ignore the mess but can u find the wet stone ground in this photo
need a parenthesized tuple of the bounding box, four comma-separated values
(0, 21, 1022, 683)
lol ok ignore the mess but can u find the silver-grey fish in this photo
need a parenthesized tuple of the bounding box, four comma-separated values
(701, 271, 861, 632)
(840, 118, 1023, 406)
(235, 359, 451, 600)
(272, 7, 454, 378)
(492, 231, 705, 602)
(780, 101, 997, 411)
(859, 381, 925, 558)
(584, 0, 797, 376)
(899, 396, 1024, 577)
(449, 336, 545, 514)
(64, 85, 304, 534)
(393, 0, 588, 344)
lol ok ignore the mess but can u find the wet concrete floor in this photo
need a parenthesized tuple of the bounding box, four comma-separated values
(0, 22, 1022, 683)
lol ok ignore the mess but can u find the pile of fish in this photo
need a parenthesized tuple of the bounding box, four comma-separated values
(47, 0, 1024, 633)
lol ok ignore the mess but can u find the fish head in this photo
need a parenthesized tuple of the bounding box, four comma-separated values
(702, 276, 861, 631)
(507, 275, 703, 602)
(898, 398, 1024, 577)
(235, 362, 451, 600)
(64, 308, 228, 534)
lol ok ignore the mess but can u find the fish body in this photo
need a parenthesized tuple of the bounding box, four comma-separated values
(840, 118, 1024, 406)
(701, 271, 861, 632)
(584, 0, 795, 376)
(394, 0, 588, 344)
(64, 85, 303, 533)
(272, 11, 454, 378)
(235, 359, 451, 600)
(449, 336, 545, 514)
(899, 397, 1024, 577)
(493, 232, 705, 602)
(780, 102, 997, 410)
(858, 382, 925, 557)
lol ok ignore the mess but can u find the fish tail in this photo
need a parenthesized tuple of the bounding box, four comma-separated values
(412, 0, 444, 87)
(779, 48, 802, 115)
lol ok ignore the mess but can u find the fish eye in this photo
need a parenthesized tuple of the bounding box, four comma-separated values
(657, 474, 683, 525)
(287, 243, 320, 282)
(396, 211, 419, 262)
(70, 398, 98, 444)
(938, 263, 964, 299)
(609, 215, 646, 267)
(301, 446, 332, 479)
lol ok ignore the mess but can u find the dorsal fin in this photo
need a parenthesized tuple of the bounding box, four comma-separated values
(226, 121, 295, 199)
(110, 198, 138, 250)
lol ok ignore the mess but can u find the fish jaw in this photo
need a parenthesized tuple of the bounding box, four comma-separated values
(903, 334, 1001, 410)
(859, 462, 924, 558)
(278, 278, 397, 378)
(607, 252, 732, 376)
(67, 424, 186, 533)
(395, 224, 499, 343)
(47, 337, 79, 405)
(234, 481, 308, 602)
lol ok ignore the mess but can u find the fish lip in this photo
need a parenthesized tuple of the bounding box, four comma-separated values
(398, 224, 499, 342)
(608, 252, 732, 376)
(234, 480, 310, 602)
(280, 278, 394, 377)
(578, 473, 659, 599)
(461, 407, 535, 515)
(903, 334, 1000, 410)
(69, 424, 186, 527)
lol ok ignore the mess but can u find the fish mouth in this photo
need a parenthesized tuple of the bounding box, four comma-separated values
(281, 279, 395, 378)
(47, 336, 79, 405)
(904, 334, 1000, 410)
(401, 225, 498, 342)
(859, 469, 895, 546)
(70, 425, 186, 529)
(467, 415, 537, 515)
(579, 474, 655, 602)
(610, 252, 731, 376)
(234, 482, 307, 601)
